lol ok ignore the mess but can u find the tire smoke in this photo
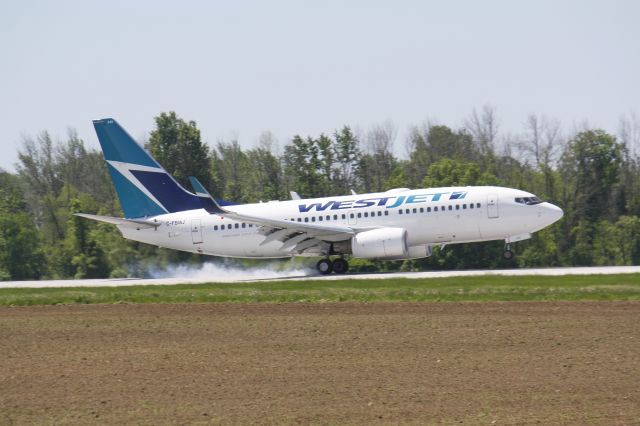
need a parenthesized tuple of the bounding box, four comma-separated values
(148, 261, 313, 282)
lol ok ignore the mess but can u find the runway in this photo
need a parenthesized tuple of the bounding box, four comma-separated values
(1, 266, 639, 288)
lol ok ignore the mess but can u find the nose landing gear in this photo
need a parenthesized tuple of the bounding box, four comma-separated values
(316, 258, 350, 275)
(503, 243, 514, 260)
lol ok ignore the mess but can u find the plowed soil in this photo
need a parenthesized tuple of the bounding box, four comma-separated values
(1, 302, 639, 425)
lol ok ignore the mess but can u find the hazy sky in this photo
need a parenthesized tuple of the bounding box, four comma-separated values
(1, 0, 638, 171)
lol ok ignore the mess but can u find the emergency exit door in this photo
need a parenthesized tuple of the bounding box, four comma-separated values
(191, 219, 203, 244)
(487, 194, 499, 218)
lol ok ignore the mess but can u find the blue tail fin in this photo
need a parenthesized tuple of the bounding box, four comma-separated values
(93, 118, 201, 218)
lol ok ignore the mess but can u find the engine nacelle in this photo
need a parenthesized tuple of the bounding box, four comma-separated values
(351, 228, 408, 259)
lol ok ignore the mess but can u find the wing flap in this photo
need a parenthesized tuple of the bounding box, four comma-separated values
(260, 228, 297, 246)
(289, 238, 323, 253)
(280, 233, 310, 251)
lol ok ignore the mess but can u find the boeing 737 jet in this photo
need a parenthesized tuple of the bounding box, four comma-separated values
(78, 118, 564, 274)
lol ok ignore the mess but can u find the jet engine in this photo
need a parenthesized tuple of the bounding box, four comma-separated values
(351, 228, 408, 259)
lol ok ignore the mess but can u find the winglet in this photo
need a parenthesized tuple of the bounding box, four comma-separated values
(188, 176, 226, 215)
(188, 176, 213, 198)
(290, 191, 301, 200)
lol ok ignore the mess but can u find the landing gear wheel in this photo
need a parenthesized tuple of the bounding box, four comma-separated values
(503, 242, 514, 260)
(332, 258, 349, 274)
(316, 259, 333, 275)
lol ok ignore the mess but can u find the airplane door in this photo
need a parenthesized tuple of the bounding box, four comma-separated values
(487, 194, 499, 218)
(191, 219, 203, 244)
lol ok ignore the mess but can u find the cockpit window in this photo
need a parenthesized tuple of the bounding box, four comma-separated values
(515, 196, 543, 205)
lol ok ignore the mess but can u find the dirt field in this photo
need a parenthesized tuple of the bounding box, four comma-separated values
(1, 302, 639, 425)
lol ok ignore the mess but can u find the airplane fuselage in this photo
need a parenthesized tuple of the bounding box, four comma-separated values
(117, 186, 563, 259)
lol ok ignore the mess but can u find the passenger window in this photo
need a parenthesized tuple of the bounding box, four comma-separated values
(235, 223, 239, 229)
(304, 217, 309, 222)
(364, 212, 368, 218)
(242, 223, 246, 228)
(462, 204, 466, 209)
(357, 212, 362, 218)
(350, 213, 355, 219)
(318, 216, 323, 221)
(413, 208, 417, 213)
(448, 205, 452, 211)
(214, 225, 218, 231)
(427, 207, 431, 212)
(405, 209, 410, 214)
(384, 211, 389, 216)
(326, 215, 330, 221)
(378, 211, 382, 216)
(434, 206, 438, 212)
(297, 218, 302, 222)
(455, 205, 460, 210)
(341, 214, 346, 220)
(419, 207, 424, 213)
(470, 204, 474, 209)
(477, 203, 481, 208)
(334, 214, 338, 220)
(221, 224, 225, 230)
(399, 210, 403, 214)
(311, 217, 316, 222)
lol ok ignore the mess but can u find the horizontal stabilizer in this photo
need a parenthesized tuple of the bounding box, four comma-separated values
(75, 213, 158, 229)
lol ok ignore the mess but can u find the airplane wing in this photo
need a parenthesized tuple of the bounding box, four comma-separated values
(206, 198, 363, 254)
(188, 176, 363, 252)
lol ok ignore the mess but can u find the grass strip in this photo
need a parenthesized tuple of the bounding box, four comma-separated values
(1, 274, 640, 306)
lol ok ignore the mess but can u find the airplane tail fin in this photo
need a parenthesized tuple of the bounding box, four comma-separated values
(93, 118, 202, 218)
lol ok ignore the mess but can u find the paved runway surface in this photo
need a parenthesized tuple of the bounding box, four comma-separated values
(1, 266, 639, 288)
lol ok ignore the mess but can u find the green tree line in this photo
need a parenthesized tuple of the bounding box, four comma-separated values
(1, 109, 639, 280)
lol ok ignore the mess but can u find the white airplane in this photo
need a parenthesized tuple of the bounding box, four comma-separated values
(78, 118, 564, 275)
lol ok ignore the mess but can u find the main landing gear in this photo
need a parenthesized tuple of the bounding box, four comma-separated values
(316, 258, 349, 275)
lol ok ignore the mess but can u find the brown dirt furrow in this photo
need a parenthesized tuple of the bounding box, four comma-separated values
(1, 302, 639, 425)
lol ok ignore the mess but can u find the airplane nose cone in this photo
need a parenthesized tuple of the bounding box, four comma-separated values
(545, 203, 564, 224)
